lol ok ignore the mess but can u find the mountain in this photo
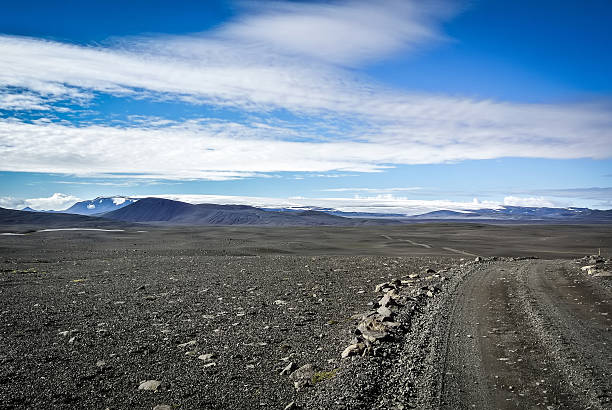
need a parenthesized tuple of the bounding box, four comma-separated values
(0, 207, 126, 229)
(102, 198, 395, 226)
(411, 206, 612, 223)
(263, 207, 406, 219)
(61, 196, 138, 215)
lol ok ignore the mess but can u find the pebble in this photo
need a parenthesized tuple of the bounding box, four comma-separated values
(177, 340, 197, 348)
(280, 362, 295, 375)
(198, 353, 216, 362)
(153, 405, 172, 410)
(138, 380, 162, 391)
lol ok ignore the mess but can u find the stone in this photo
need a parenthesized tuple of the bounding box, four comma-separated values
(374, 282, 389, 293)
(475, 256, 483, 262)
(280, 362, 295, 375)
(593, 270, 612, 277)
(198, 353, 216, 362)
(377, 305, 393, 319)
(408, 273, 419, 279)
(138, 380, 161, 391)
(284, 402, 296, 410)
(153, 406, 172, 410)
(96, 360, 106, 368)
(290, 363, 315, 390)
(177, 340, 197, 348)
(425, 290, 434, 298)
(274, 299, 288, 305)
(425, 268, 436, 274)
(357, 318, 388, 342)
(341, 343, 365, 359)
(378, 291, 398, 308)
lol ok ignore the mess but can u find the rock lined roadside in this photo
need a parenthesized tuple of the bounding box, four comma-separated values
(577, 255, 612, 278)
(296, 262, 467, 409)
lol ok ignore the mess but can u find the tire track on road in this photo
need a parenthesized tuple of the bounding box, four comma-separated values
(431, 260, 611, 409)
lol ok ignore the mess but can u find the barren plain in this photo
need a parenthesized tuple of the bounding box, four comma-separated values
(1, 224, 611, 409)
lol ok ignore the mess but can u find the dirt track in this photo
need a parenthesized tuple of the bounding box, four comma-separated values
(432, 260, 611, 409)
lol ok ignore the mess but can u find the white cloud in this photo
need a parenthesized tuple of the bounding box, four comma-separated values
(217, 0, 454, 66)
(1, 116, 610, 180)
(322, 187, 423, 192)
(0, 193, 81, 211)
(0, 92, 50, 111)
(25, 193, 81, 210)
(0, 1, 610, 180)
(503, 196, 557, 207)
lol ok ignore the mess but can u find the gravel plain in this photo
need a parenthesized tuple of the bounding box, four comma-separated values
(0, 225, 611, 409)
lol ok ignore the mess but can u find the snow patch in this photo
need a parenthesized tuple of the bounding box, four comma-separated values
(112, 197, 126, 205)
(87, 204, 95, 209)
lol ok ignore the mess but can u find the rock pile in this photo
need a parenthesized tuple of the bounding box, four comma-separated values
(341, 270, 442, 359)
(578, 255, 611, 277)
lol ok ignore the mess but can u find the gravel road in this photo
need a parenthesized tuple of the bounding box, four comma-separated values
(430, 259, 612, 409)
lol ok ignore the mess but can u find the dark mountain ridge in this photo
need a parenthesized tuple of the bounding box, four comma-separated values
(101, 198, 394, 226)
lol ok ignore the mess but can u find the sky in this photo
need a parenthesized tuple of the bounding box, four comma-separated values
(0, 0, 611, 214)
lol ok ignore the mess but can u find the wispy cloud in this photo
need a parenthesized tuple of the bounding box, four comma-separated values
(216, 0, 455, 66)
(502, 196, 558, 208)
(0, 1, 611, 181)
(322, 187, 423, 193)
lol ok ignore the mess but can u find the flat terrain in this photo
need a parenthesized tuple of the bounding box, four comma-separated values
(0, 224, 611, 409)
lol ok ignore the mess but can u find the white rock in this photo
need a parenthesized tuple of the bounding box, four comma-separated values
(198, 353, 216, 362)
(280, 362, 295, 375)
(341, 343, 364, 359)
(138, 380, 161, 391)
(177, 340, 197, 348)
(377, 305, 393, 319)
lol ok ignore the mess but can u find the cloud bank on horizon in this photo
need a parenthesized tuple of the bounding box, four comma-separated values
(0, 0, 611, 210)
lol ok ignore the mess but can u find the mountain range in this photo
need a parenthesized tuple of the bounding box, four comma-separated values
(101, 198, 393, 226)
(412, 206, 612, 222)
(4, 196, 612, 227)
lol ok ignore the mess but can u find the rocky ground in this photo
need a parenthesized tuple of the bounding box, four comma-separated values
(0, 226, 611, 409)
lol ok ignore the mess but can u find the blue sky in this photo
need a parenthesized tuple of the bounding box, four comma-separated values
(0, 0, 611, 213)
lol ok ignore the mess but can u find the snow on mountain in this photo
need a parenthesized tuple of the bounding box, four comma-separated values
(60, 196, 138, 215)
